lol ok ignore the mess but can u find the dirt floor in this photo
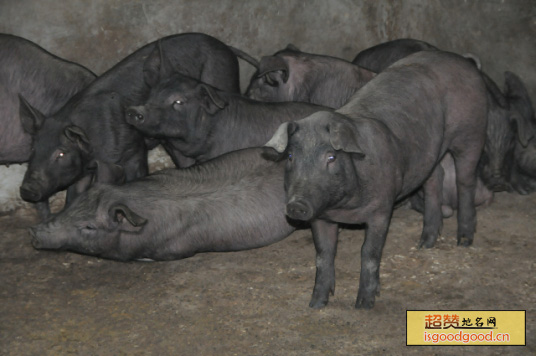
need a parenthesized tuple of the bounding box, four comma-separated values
(1, 190, 534, 355)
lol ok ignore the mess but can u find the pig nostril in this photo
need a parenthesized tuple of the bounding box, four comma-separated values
(286, 201, 313, 221)
(20, 186, 41, 202)
(126, 109, 144, 123)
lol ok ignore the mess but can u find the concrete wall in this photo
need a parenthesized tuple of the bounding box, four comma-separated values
(1, 0, 535, 211)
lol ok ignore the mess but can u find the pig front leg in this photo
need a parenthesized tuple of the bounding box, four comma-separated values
(355, 211, 392, 309)
(418, 164, 444, 248)
(309, 219, 339, 309)
(35, 201, 51, 221)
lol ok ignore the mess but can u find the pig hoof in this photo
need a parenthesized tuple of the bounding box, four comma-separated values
(418, 238, 436, 249)
(457, 236, 473, 247)
(355, 297, 375, 309)
(309, 298, 328, 309)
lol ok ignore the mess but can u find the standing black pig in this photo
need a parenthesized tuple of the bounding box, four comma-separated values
(0, 33, 96, 164)
(19, 33, 241, 217)
(126, 70, 329, 167)
(264, 51, 488, 309)
(246, 44, 375, 108)
(30, 148, 295, 261)
(0, 34, 96, 217)
(503, 71, 536, 194)
(409, 153, 493, 218)
(352, 38, 526, 193)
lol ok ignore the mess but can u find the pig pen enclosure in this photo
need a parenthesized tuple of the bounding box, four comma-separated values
(1, 1, 535, 355)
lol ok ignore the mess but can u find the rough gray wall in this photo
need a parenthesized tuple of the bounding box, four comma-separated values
(0, 0, 535, 212)
(1, 0, 534, 96)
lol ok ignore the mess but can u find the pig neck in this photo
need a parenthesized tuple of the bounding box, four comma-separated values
(306, 61, 375, 108)
(324, 116, 404, 223)
(174, 92, 319, 162)
(217, 93, 311, 137)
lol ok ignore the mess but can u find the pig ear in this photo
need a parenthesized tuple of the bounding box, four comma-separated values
(482, 73, 509, 109)
(329, 121, 365, 158)
(264, 122, 289, 154)
(510, 114, 534, 148)
(200, 84, 227, 114)
(88, 160, 126, 185)
(263, 122, 297, 161)
(504, 71, 528, 98)
(143, 39, 173, 88)
(258, 56, 289, 83)
(19, 94, 46, 135)
(462, 53, 481, 70)
(109, 203, 147, 232)
(62, 125, 92, 153)
(285, 43, 301, 52)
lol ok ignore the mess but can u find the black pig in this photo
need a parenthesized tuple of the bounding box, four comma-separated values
(19, 33, 241, 217)
(264, 51, 488, 309)
(352, 38, 438, 72)
(504, 71, 536, 194)
(126, 71, 328, 167)
(352, 38, 524, 192)
(0, 34, 96, 217)
(0, 34, 96, 164)
(246, 45, 375, 108)
(30, 148, 294, 261)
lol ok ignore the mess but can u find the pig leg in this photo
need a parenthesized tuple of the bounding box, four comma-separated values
(35, 201, 50, 221)
(451, 148, 480, 246)
(418, 164, 444, 248)
(123, 156, 148, 182)
(309, 219, 339, 309)
(355, 211, 392, 309)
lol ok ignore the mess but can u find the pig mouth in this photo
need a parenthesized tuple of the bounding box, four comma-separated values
(484, 175, 510, 192)
(28, 226, 61, 250)
(286, 199, 315, 222)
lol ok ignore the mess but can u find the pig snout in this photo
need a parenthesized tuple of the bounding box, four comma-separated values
(286, 198, 314, 221)
(20, 183, 44, 202)
(125, 107, 145, 125)
(29, 227, 43, 249)
(487, 172, 509, 192)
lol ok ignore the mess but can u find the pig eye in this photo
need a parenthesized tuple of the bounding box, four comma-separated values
(327, 154, 336, 163)
(80, 224, 97, 236)
(172, 100, 184, 111)
(56, 151, 66, 160)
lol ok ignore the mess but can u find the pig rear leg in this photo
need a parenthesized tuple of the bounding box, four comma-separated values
(418, 164, 444, 248)
(451, 148, 480, 246)
(355, 211, 392, 309)
(309, 220, 339, 309)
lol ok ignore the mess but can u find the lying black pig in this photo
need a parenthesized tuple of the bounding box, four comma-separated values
(352, 38, 438, 72)
(30, 148, 294, 261)
(126, 71, 328, 167)
(264, 51, 488, 309)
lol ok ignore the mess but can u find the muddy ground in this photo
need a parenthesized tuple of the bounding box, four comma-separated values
(0, 190, 534, 355)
